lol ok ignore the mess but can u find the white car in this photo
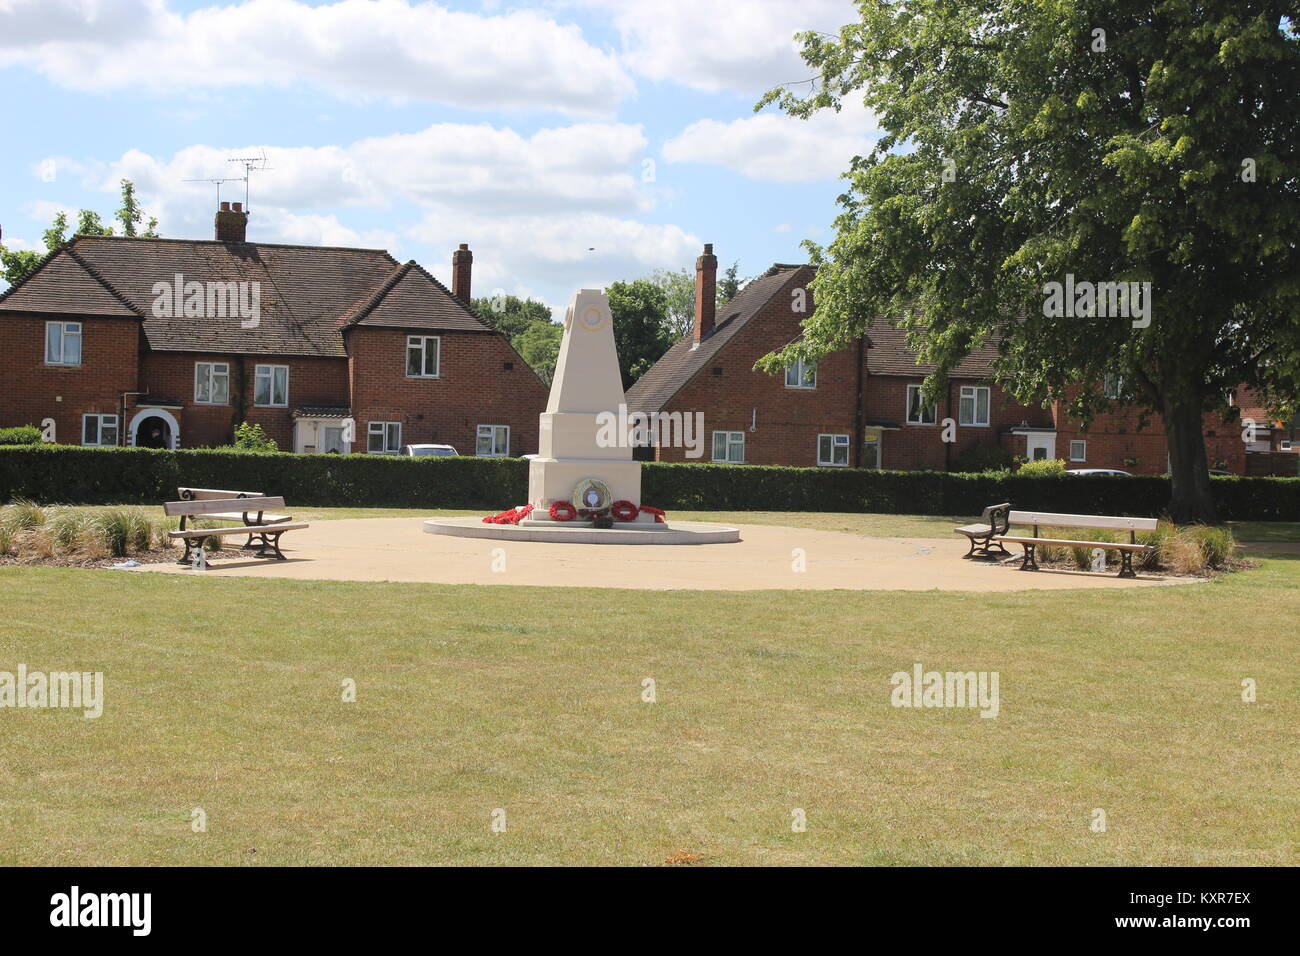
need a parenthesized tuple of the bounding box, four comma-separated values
(1065, 468, 1132, 477)
(403, 444, 458, 457)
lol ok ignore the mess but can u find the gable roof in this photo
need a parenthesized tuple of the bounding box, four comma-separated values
(625, 264, 810, 414)
(0, 236, 489, 357)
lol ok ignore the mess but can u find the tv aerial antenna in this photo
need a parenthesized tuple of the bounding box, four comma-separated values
(227, 149, 273, 209)
(181, 176, 241, 207)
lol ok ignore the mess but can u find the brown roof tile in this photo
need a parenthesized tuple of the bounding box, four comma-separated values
(865, 318, 998, 379)
(0, 236, 486, 357)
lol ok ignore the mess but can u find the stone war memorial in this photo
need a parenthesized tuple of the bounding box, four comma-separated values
(424, 289, 740, 544)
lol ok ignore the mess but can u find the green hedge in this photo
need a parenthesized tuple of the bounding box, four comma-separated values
(0, 425, 42, 446)
(1, 446, 1297, 521)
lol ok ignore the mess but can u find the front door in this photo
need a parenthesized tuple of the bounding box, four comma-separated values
(1025, 434, 1056, 461)
(862, 429, 882, 469)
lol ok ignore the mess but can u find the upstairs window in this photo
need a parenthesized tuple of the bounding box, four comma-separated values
(45, 321, 82, 366)
(194, 362, 230, 405)
(906, 385, 937, 425)
(959, 386, 990, 426)
(407, 336, 440, 378)
(1103, 374, 1124, 399)
(254, 364, 288, 407)
(784, 358, 817, 389)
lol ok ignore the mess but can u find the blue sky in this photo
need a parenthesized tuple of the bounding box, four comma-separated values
(0, 0, 877, 316)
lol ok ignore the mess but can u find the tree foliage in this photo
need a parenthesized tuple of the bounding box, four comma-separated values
(757, 0, 1300, 522)
(608, 279, 673, 388)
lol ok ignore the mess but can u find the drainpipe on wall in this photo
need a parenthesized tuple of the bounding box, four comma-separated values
(853, 336, 865, 468)
(120, 390, 149, 447)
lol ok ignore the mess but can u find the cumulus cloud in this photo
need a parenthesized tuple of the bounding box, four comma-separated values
(662, 100, 880, 181)
(585, 0, 854, 94)
(0, 0, 634, 115)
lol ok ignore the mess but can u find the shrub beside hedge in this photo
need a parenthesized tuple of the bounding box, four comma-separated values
(0, 425, 42, 446)
(0, 445, 1297, 521)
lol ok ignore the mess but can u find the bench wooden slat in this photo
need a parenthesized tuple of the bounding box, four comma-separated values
(1008, 511, 1158, 531)
(204, 511, 292, 524)
(177, 487, 263, 500)
(169, 522, 308, 539)
(164, 496, 285, 517)
(995, 535, 1152, 551)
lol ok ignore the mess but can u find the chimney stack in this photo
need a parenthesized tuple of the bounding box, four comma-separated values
(215, 201, 248, 243)
(452, 243, 473, 304)
(693, 242, 717, 343)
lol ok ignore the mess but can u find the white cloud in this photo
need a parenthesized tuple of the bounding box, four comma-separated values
(662, 100, 879, 181)
(0, 0, 634, 116)
(585, 0, 854, 94)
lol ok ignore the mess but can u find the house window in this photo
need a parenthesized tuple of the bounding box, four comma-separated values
(906, 385, 937, 425)
(1069, 439, 1087, 462)
(1103, 374, 1124, 399)
(45, 321, 82, 366)
(406, 336, 440, 378)
(712, 430, 745, 463)
(959, 386, 991, 426)
(368, 421, 401, 454)
(818, 433, 850, 467)
(476, 424, 510, 457)
(82, 414, 118, 447)
(254, 364, 288, 407)
(784, 358, 816, 389)
(194, 362, 230, 405)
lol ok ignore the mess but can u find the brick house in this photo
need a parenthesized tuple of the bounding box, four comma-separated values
(627, 245, 1296, 475)
(0, 204, 548, 457)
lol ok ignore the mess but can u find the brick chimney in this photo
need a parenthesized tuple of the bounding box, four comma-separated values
(452, 243, 473, 303)
(693, 242, 717, 344)
(215, 201, 248, 243)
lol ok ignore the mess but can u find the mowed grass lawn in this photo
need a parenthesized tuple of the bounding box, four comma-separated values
(0, 509, 1296, 866)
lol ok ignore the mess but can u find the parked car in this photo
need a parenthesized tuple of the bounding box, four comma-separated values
(403, 444, 458, 457)
(1065, 468, 1132, 477)
(1208, 469, 1234, 476)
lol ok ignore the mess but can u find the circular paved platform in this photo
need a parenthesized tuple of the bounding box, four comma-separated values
(423, 516, 740, 544)
(134, 517, 1200, 592)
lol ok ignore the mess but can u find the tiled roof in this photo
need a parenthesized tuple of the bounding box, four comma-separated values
(0, 236, 488, 357)
(294, 406, 352, 419)
(625, 264, 811, 414)
(865, 318, 998, 379)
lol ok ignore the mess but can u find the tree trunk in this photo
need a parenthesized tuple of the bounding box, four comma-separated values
(1164, 396, 1217, 524)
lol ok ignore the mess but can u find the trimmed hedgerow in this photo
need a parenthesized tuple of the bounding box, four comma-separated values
(0, 446, 1296, 520)
(0, 425, 43, 446)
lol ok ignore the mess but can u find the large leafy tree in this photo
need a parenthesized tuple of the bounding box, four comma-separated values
(758, 0, 1300, 522)
(1, 179, 159, 286)
(608, 279, 673, 388)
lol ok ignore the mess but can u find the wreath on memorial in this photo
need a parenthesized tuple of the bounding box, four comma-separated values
(640, 505, 666, 524)
(482, 504, 533, 525)
(549, 500, 578, 521)
(610, 500, 639, 522)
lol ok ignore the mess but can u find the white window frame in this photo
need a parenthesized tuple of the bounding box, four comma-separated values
(712, 430, 745, 463)
(82, 413, 118, 447)
(1280, 440, 1293, 452)
(368, 421, 401, 454)
(45, 321, 82, 366)
(1103, 374, 1124, 400)
(194, 362, 230, 405)
(959, 385, 991, 427)
(476, 424, 510, 457)
(1069, 439, 1087, 462)
(905, 385, 937, 425)
(817, 433, 850, 467)
(253, 364, 289, 408)
(406, 335, 441, 379)
(784, 357, 817, 389)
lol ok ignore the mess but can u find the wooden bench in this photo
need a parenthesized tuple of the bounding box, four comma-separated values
(994, 511, 1158, 578)
(177, 487, 292, 549)
(954, 502, 1012, 559)
(163, 496, 308, 565)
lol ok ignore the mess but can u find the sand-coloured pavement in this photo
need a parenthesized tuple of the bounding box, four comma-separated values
(134, 517, 1201, 591)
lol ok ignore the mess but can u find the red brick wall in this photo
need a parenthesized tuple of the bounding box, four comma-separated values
(344, 327, 547, 456)
(1051, 403, 1258, 475)
(656, 267, 864, 467)
(136, 352, 349, 449)
(0, 313, 140, 444)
